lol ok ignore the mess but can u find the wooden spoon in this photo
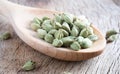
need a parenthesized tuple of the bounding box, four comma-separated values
(0, 0, 106, 61)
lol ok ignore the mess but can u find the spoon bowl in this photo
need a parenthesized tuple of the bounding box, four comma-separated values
(0, 1, 106, 61)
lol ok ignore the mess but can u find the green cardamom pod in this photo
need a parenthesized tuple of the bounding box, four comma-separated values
(70, 41, 81, 51)
(42, 23, 53, 32)
(80, 27, 93, 38)
(54, 29, 64, 39)
(61, 13, 74, 24)
(42, 20, 51, 25)
(88, 34, 98, 41)
(106, 30, 118, 39)
(71, 26, 79, 37)
(79, 15, 90, 26)
(75, 36, 84, 45)
(44, 34, 54, 43)
(48, 29, 57, 35)
(81, 38, 93, 49)
(60, 29, 69, 37)
(37, 29, 47, 39)
(0, 32, 11, 40)
(42, 16, 50, 21)
(107, 35, 117, 43)
(54, 14, 62, 24)
(61, 36, 75, 47)
(74, 19, 86, 30)
(62, 22, 71, 32)
(52, 39, 63, 47)
(22, 60, 35, 71)
(53, 21, 62, 29)
(33, 17, 41, 24)
(30, 23, 41, 31)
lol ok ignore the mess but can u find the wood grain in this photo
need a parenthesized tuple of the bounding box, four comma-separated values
(0, 0, 120, 74)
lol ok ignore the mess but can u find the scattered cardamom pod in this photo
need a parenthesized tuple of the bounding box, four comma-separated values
(37, 29, 47, 39)
(88, 34, 98, 41)
(107, 35, 117, 43)
(63, 72, 72, 74)
(0, 32, 11, 40)
(44, 34, 54, 43)
(52, 39, 63, 47)
(70, 41, 81, 51)
(22, 60, 35, 71)
(81, 38, 93, 49)
(106, 30, 118, 39)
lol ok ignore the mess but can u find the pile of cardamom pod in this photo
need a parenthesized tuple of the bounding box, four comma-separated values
(30, 13, 98, 51)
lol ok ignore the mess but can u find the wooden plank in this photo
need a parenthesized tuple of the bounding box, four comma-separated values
(0, 0, 120, 74)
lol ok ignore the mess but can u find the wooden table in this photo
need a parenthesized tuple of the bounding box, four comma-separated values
(0, 0, 120, 74)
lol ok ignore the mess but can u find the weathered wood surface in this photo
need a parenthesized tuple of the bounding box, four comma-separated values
(0, 0, 120, 74)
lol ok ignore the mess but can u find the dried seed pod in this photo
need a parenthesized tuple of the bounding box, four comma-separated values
(22, 60, 35, 71)
(54, 14, 62, 24)
(0, 32, 11, 40)
(52, 39, 63, 47)
(61, 29, 69, 37)
(62, 13, 74, 24)
(75, 36, 84, 45)
(37, 29, 47, 39)
(44, 34, 54, 43)
(71, 26, 79, 37)
(81, 38, 93, 49)
(61, 36, 75, 47)
(107, 35, 117, 43)
(70, 41, 81, 51)
(78, 15, 90, 26)
(74, 19, 86, 30)
(53, 21, 62, 29)
(30, 23, 41, 31)
(88, 34, 98, 41)
(54, 29, 64, 39)
(33, 17, 41, 24)
(48, 29, 57, 35)
(106, 30, 117, 39)
(42, 16, 50, 21)
(62, 22, 71, 32)
(42, 23, 53, 32)
(80, 27, 94, 38)
(42, 20, 51, 25)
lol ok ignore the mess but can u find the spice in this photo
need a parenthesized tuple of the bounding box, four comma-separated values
(30, 13, 98, 50)
(0, 32, 11, 40)
(81, 38, 93, 49)
(106, 30, 118, 39)
(70, 41, 81, 51)
(107, 35, 117, 43)
(22, 60, 35, 71)
(37, 29, 47, 39)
